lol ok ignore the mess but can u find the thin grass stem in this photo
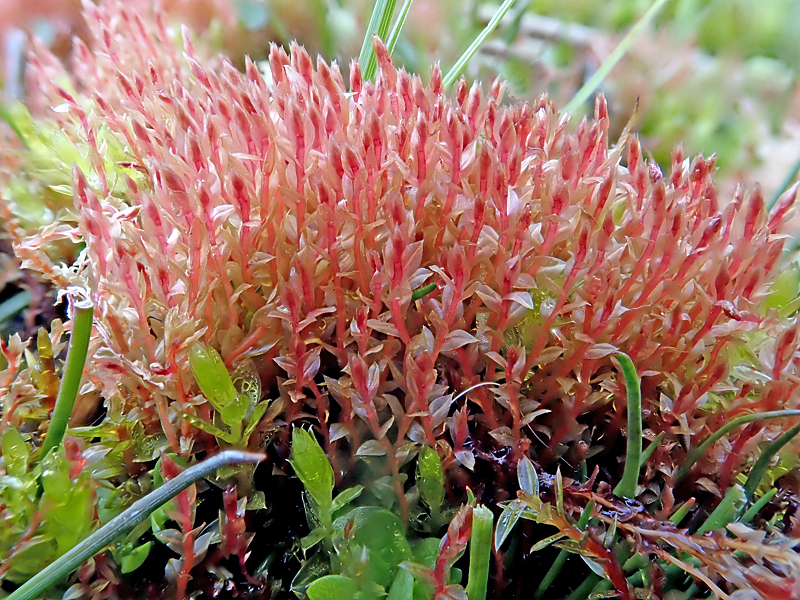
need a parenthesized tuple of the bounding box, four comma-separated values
(443, 0, 517, 89)
(564, 0, 669, 114)
(674, 410, 800, 484)
(612, 353, 642, 499)
(39, 296, 94, 458)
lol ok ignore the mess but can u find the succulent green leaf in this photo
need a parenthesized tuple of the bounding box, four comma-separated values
(411, 283, 437, 302)
(243, 400, 271, 440)
(2, 428, 30, 478)
(307, 575, 360, 600)
(387, 568, 414, 600)
(331, 485, 364, 513)
(417, 446, 445, 512)
(290, 428, 334, 512)
(178, 411, 234, 444)
(353, 508, 412, 589)
(188, 343, 238, 412)
(219, 394, 248, 438)
(118, 541, 152, 574)
(612, 352, 642, 500)
(300, 527, 328, 551)
(517, 456, 538, 496)
(494, 499, 524, 551)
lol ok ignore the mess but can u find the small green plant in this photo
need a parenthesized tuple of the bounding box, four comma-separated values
(290, 427, 496, 600)
(182, 342, 277, 447)
(5, 450, 264, 600)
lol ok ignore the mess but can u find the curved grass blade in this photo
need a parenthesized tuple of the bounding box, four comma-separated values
(443, 0, 517, 89)
(740, 488, 778, 525)
(674, 409, 800, 485)
(564, 0, 669, 114)
(611, 353, 641, 499)
(7, 451, 265, 600)
(743, 423, 800, 503)
(39, 296, 94, 459)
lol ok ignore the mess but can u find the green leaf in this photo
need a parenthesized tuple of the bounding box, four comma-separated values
(674, 409, 800, 484)
(307, 575, 359, 600)
(40, 297, 93, 459)
(300, 527, 328, 551)
(764, 262, 800, 316)
(177, 411, 235, 444)
(493, 499, 524, 551)
(118, 541, 152, 574)
(188, 343, 238, 412)
(534, 500, 595, 599)
(219, 394, 248, 437)
(530, 532, 567, 554)
(517, 456, 538, 496)
(2, 428, 30, 478)
(242, 400, 271, 440)
(0, 290, 31, 326)
(353, 508, 412, 589)
(332, 485, 364, 513)
(411, 283, 437, 302)
(290, 428, 334, 513)
(385, 0, 414, 54)
(6, 451, 264, 600)
(387, 568, 414, 600)
(417, 446, 445, 512)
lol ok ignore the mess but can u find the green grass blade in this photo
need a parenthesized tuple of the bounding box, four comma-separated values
(695, 484, 746, 535)
(639, 431, 664, 469)
(668, 498, 695, 526)
(443, 0, 517, 90)
(466, 505, 493, 600)
(358, 0, 398, 82)
(565, 573, 601, 600)
(7, 451, 265, 600)
(740, 488, 778, 524)
(0, 290, 31, 325)
(39, 297, 94, 458)
(612, 353, 642, 499)
(564, 0, 669, 114)
(534, 500, 595, 599)
(386, 0, 414, 54)
(743, 423, 800, 502)
(674, 409, 800, 485)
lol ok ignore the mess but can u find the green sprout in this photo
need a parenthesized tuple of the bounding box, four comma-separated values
(182, 343, 272, 447)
